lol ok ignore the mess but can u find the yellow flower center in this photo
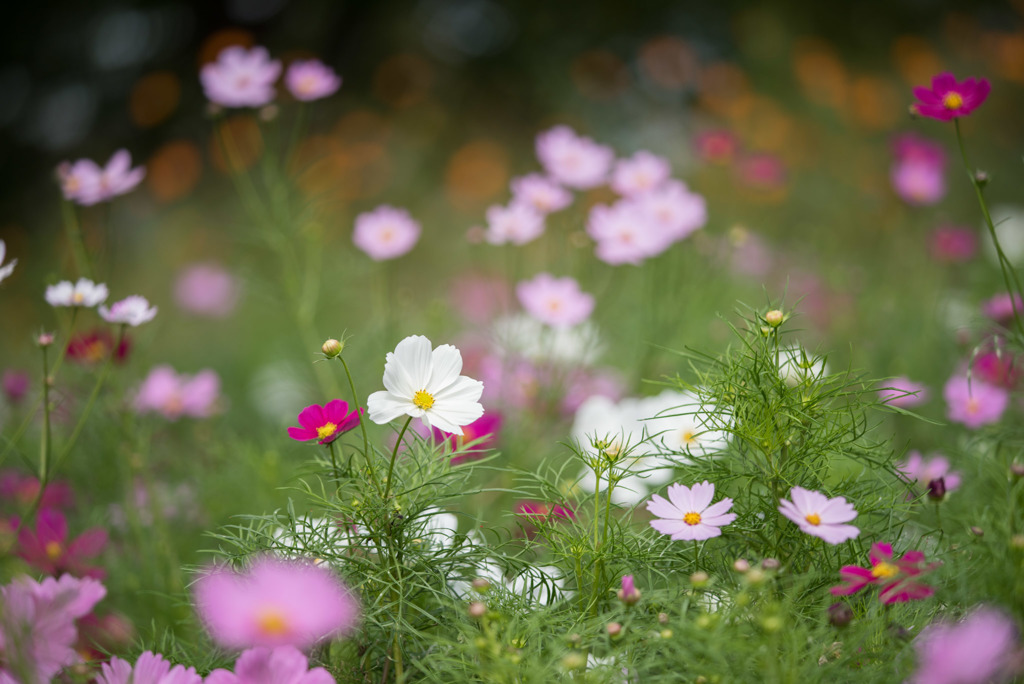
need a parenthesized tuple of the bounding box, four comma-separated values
(72, 292, 85, 304)
(683, 512, 702, 526)
(805, 513, 821, 526)
(681, 429, 697, 445)
(942, 92, 964, 110)
(317, 422, 338, 440)
(256, 607, 290, 637)
(413, 390, 435, 410)
(871, 561, 899, 579)
(45, 541, 62, 560)
(966, 398, 980, 414)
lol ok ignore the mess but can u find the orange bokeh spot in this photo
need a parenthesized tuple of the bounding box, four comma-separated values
(198, 28, 255, 66)
(848, 76, 900, 131)
(130, 71, 181, 128)
(697, 62, 752, 118)
(891, 35, 944, 87)
(638, 35, 697, 90)
(983, 30, 1024, 84)
(373, 53, 434, 109)
(147, 140, 203, 203)
(294, 138, 392, 204)
(209, 116, 263, 173)
(570, 50, 629, 101)
(444, 139, 509, 213)
(333, 110, 392, 147)
(792, 38, 848, 111)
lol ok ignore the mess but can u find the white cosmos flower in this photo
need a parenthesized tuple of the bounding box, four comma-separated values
(99, 295, 157, 326)
(777, 347, 828, 386)
(367, 335, 484, 435)
(492, 313, 603, 365)
(0, 240, 16, 285)
(45, 278, 108, 308)
(639, 390, 731, 458)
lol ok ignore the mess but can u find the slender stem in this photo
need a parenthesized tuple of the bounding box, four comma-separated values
(338, 355, 380, 493)
(693, 539, 700, 572)
(60, 200, 92, 279)
(38, 345, 51, 483)
(382, 417, 412, 501)
(328, 439, 340, 481)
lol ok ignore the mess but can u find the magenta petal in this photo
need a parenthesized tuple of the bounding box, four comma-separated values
(913, 87, 941, 104)
(932, 72, 956, 93)
(288, 427, 318, 441)
(323, 399, 350, 424)
(68, 527, 108, 557)
(296, 404, 326, 430)
(37, 508, 68, 545)
(869, 542, 893, 565)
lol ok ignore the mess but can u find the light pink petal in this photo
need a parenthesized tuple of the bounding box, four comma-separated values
(646, 493, 680, 519)
(688, 480, 716, 512)
(666, 483, 694, 513)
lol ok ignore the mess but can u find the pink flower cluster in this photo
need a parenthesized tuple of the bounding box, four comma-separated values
(890, 133, 947, 206)
(201, 46, 341, 108)
(59, 150, 145, 206)
(134, 366, 221, 420)
(516, 273, 594, 328)
(99, 646, 334, 684)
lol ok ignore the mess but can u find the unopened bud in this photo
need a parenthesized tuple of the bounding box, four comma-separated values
(765, 310, 784, 327)
(690, 571, 710, 587)
(259, 104, 279, 122)
(468, 601, 486, 618)
(761, 558, 780, 571)
(732, 558, 750, 573)
(37, 333, 55, 348)
(1011, 534, 1024, 549)
(827, 602, 853, 628)
(1010, 463, 1024, 478)
(926, 477, 947, 501)
(908, 103, 920, 118)
(606, 622, 622, 638)
(658, 612, 669, 624)
(617, 575, 641, 605)
(744, 568, 767, 585)
(970, 526, 984, 537)
(561, 652, 586, 670)
(660, 629, 673, 639)
(567, 633, 581, 645)
(321, 338, 343, 358)
(471, 577, 490, 594)
(974, 170, 989, 187)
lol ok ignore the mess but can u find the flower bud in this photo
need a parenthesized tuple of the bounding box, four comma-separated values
(468, 601, 486, 618)
(1010, 463, 1024, 478)
(617, 574, 641, 605)
(689, 571, 710, 587)
(765, 310, 784, 327)
(561, 652, 586, 670)
(471, 577, 490, 594)
(926, 477, 947, 501)
(761, 558, 780, 571)
(321, 338, 343, 358)
(744, 568, 767, 585)
(658, 612, 669, 625)
(606, 622, 622, 638)
(970, 526, 984, 537)
(37, 333, 55, 348)
(827, 602, 853, 628)
(1011, 534, 1024, 549)
(974, 170, 989, 187)
(732, 558, 750, 573)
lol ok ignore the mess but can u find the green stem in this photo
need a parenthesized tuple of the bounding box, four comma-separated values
(338, 355, 380, 493)
(328, 439, 340, 481)
(38, 345, 51, 483)
(382, 417, 412, 501)
(60, 200, 92, 279)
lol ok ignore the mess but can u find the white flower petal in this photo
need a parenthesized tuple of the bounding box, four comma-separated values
(392, 335, 434, 389)
(427, 344, 463, 392)
(367, 390, 413, 425)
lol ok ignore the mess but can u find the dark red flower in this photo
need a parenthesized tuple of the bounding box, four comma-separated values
(17, 508, 108, 578)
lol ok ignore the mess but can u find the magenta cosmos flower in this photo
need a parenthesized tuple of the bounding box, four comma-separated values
(287, 400, 360, 445)
(830, 542, 938, 604)
(59, 150, 146, 206)
(646, 481, 736, 541)
(898, 451, 962, 494)
(535, 125, 614, 190)
(878, 376, 929, 408)
(510, 174, 572, 215)
(930, 225, 977, 263)
(423, 412, 503, 465)
(194, 556, 359, 650)
(982, 292, 1024, 325)
(352, 205, 421, 260)
(485, 202, 545, 245)
(285, 59, 341, 102)
(890, 133, 947, 206)
(97, 651, 202, 684)
(912, 72, 991, 121)
(943, 375, 1009, 428)
(134, 366, 221, 420)
(99, 295, 158, 327)
(778, 487, 859, 544)
(516, 273, 595, 328)
(611, 151, 671, 197)
(201, 46, 281, 108)
(16, 508, 108, 578)
(205, 646, 335, 684)
(909, 607, 1022, 684)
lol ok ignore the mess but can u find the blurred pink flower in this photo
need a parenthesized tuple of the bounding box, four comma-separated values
(58, 150, 145, 206)
(736, 153, 786, 190)
(194, 556, 359, 650)
(16, 508, 108, 579)
(587, 201, 667, 265)
(890, 133, 947, 206)
(97, 651, 202, 684)
(516, 273, 594, 328)
(535, 125, 613, 189)
(561, 367, 625, 415)
(515, 501, 576, 523)
(201, 46, 281, 108)
(878, 376, 929, 408)
(898, 451, 962, 494)
(0, 471, 74, 510)
(982, 292, 1024, 326)
(2, 369, 29, 404)
(353, 205, 421, 260)
(205, 646, 334, 684)
(778, 487, 859, 544)
(611, 151, 671, 197)
(477, 355, 542, 410)
(944, 375, 1009, 428)
(510, 174, 572, 214)
(618, 574, 641, 604)
(647, 481, 736, 541)
(634, 179, 707, 243)
(421, 412, 503, 465)
(912, 72, 991, 121)
(99, 295, 158, 327)
(134, 366, 220, 420)
(485, 202, 545, 245)
(174, 264, 239, 318)
(693, 130, 739, 165)
(930, 225, 977, 263)
(973, 350, 1020, 389)
(285, 59, 341, 101)
(449, 274, 510, 323)
(909, 607, 1022, 684)
(831, 542, 938, 604)
(287, 400, 359, 445)
(728, 228, 773, 277)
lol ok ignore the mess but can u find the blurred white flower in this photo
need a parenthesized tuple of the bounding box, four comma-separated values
(983, 204, 1024, 266)
(492, 314, 602, 365)
(777, 347, 828, 386)
(0, 240, 16, 285)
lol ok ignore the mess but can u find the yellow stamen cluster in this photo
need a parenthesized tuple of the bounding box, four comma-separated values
(871, 561, 899, 579)
(317, 422, 338, 440)
(683, 512, 702, 526)
(256, 607, 290, 636)
(413, 390, 435, 410)
(805, 513, 822, 526)
(45, 541, 63, 560)
(942, 92, 964, 110)
(681, 429, 697, 445)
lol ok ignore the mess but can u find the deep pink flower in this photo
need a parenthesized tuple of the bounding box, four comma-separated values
(425, 412, 503, 465)
(535, 125, 613, 190)
(17, 508, 108, 579)
(982, 293, 1024, 326)
(890, 133, 947, 206)
(201, 46, 281, 108)
(510, 174, 572, 214)
(515, 501, 576, 523)
(134, 366, 221, 420)
(58, 150, 146, 206)
(943, 375, 1009, 428)
(909, 607, 1022, 684)
(646, 481, 737, 541)
(930, 225, 977, 263)
(878, 376, 929, 408)
(618, 575, 641, 604)
(778, 487, 859, 544)
(194, 556, 360, 650)
(973, 350, 1020, 389)
(611, 151, 671, 197)
(205, 646, 335, 684)
(66, 329, 131, 365)
(830, 542, 938, 604)
(516, 273, 595, 328)
(736, 153, 786, 190)
(899, 451, 962, 494)
(288, 400, 360, 445)
(0, 472, 74, 510)
(485, 202, 545, 245)
(174, 263, 239, 318)
(1, 370, 29, 404)
(285, 59, 341, 102)
(912, 72, 991, 121)
(693, 130, 738, 165)
(353, 205, 421, 260)
(97, 651, 202, 684)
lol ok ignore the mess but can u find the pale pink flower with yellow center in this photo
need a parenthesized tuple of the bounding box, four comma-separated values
(510, 174, 572, 214)
(99, 295, 157, 327)
(201, 46, 281, 108)
(485, 202, 545, 245)
(943, 375, 1008, 429)
(778, 487, 859, 544)
(516, 273, 594, 328)
(284, 59, 341, 101)
(535, 125, 613, 189)
(205, 646, 334, 684)
(58, 150, 146, 206)
(96, 651, 202, 684)
(611, 151, 671, 197)
(646, 481, 736, 541)
(586, 201, 668, 265)
(134, 366, 220, 420)
(352, 205, 421, 260)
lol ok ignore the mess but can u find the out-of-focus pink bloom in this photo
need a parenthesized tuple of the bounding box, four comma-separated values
(134, 366, 220, 420)
(45, 278, 109, 308)
(973, 350, 1020, 389)
(635, 180, 707, 242)
(943, 375, 1009, 429)
(174, 263, 240, 318)
(647, 481, 736, 541)
(58, 151, 146, 206)
(205, 646, 334, 684)
(728, 228, 773, 277)
(477, 355, 542, 410)
(201, 46, 281, 108)
(515, 501, 576, 523)
(535, 125, 613, 190)
(284, 59, 341, 102)
(352, 205, 421, 260)
(891, 133, 947, 206)
(287, 400, 359, 445)
(424, 412, 503, 465)
(485, 202, 545, 245)
(99, 295, 158, 327)
(97, 651, 202, 684)
(611, 151, 671, 197)
(2, 370, 29, 404)
(587, 201, 668, 265)
(0, 472, 74, 510)
(831, 542, 938, 604)
(75, 610, 135, 662)
(0, 574, 106, 683)
(878, 376, 929, 407)
(516, 273, 595, 328)
(982, 293, 1024, 326)
(618, 575, 641, 604)
(510, 174, 572, 214)
(66, 329, 131, 365)
(930, 225, 977, 263)
(693, 130, 739, 165)
(912, 72, 991, 122)
(194, 556, 360, 650)
(449, 274, 510, 324)
(736, 153, 786, 190)
(16, 508, 108, 579)
(909, 606, 1022, 684)
(778, 487, 859, 544)
(899, 451, 962, 494)
(561, 367, 625, 415)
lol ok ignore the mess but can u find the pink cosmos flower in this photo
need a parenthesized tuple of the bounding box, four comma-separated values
(287, 400, 360, 445)
(352, 205, 421, 260)
(134, 366, 220, 420)
(878, 376, 929, 408)
(423, 412, 502, 465)
(611, 151, 671, 197)
(201, 46, 282, 108)
(909, 607, 1022, 684)
(912, 72, 991, 121)
(982, 292, 1024, 325)
(561, 368, 625, 415)
(58, 150, 146, 206)
(514, 501, 577, 529)
(646, 481, 737, 541)
(890, 133, 947, 206)
(285, 59, 341, 102)
(205, 646, 334, 684)
(898, 451, 962, 494)
(634, 179, 707, 243)
(97, 651, 202, 684)
(174, 263, 239, 318)
(510, 174, 572, 214)
(736, 153, 786, 190)
(194, 556, 360, 650)
(693, 130, 739, 165)
(535, 125, 614, 189)
(99, 295, 158, 327)
(943, 375, 1009, 428)
(930, 225, 977, 263)
(1, 369, 29, 404)
(485, 202, 545, 245)
(516, 273, 595, 328)
(586, 201, 667, 265)
(16, 508, 108, 578)
(830, 542, 938, 604)
(777, 487, 859, 544)
(973, 350, 1020, 389)
(0, 574, 106, 683)
(0, 471, 74, 510)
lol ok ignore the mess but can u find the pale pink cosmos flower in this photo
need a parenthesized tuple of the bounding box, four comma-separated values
(646, 481, 736, 541)
(634, 179, 707, 243)
(201, 46, 281, 108)
(96, 651, 202, 684)
(516, 273, 595, 328)
(535, 125, 614, 190)
(877, 376, 929, 408)
(353, 205, 421, 260)
(45, 278, 109, 308)
(899, 451, 962, 493)
(205, 646, 335, 684)
(611, 151, 671, 197)
(891, 133, 947, 206)
(285, 59, 341, 101)
(944, 375, 1009, 428)
(194, 556, 360, 650)
(930, 225, 977, 263)
(99, 295, 158, 327)
(909, 607, 1021, 684)
(982, 292, 1024, 325)
(58, 150, 146, 206)
(778, 487, 859, 544)
(586, 201, 668, 265)
(510, 174, 572, 214)
(485, 202, 545, 245)
(134, 366, 220, 420)
(174, 263, 239, 318)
